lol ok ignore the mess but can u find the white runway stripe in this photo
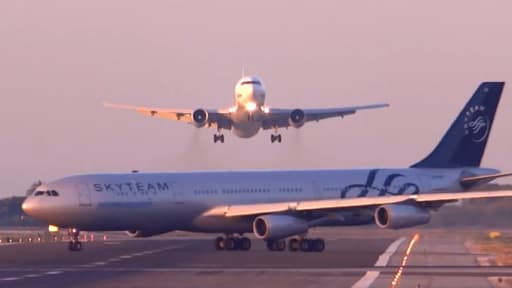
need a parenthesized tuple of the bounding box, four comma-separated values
(351, 236, 406, 288)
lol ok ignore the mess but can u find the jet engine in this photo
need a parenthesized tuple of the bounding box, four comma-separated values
(374, 204, 430, 229)
(125, 229, 168, 238)
(192, 109, 208, 128)
(253, 214, 308, 240)
(289, 109, 306, 128)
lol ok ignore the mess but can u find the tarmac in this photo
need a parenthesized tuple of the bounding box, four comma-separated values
(0, 227, 510, 288)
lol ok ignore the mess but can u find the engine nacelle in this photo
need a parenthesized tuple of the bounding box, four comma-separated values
(253, 214, 308, 240)
(374, 204, 430, 229)
(192, 109, 208, 128)
(125, 229, 168, 238)
(289, 109, 306, 128)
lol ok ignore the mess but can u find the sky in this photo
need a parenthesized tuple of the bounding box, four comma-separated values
(1, 0, 512, 197)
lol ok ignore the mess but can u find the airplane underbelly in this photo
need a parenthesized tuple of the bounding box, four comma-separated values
(54, 201, 203, 231)
(232, 122, 261, 138)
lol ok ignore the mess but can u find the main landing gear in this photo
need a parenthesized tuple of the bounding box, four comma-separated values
(214, 235, 251, 251)
(213, 134, 225, 143)
(271, 126, 282, 143)
(68, 228, 82, 252)
(267, 238, 325, 252)
(270, 134, 282, 143)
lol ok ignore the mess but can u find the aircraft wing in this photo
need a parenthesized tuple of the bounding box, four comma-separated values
(203, 190, 512, 217)
(261, 104, 389, 130)
(103, 103, 233, 130)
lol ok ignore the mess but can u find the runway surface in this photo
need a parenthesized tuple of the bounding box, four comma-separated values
(0, 228, 510, 288)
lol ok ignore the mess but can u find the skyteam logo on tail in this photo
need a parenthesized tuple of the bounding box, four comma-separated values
(464, 105, 490, 143)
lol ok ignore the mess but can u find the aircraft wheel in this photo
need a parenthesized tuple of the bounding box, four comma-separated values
(299, 239, 312, 252)
(240, 237, 251, 251)
(68, 241, 74, 251)
(266, 240, 275, 251)
(312, 238, 325, 252)
(214, 236, 225, 251)
(266, 240, 279, 251)
(276, 239, 286, 251)
(277, 134, 282, 143)
(288, 238, 300, 252)
(225, 237, 238, 251)
(214, 134, 225, 143)
(68, 241, 82, 252)
(267, 239, 285, 251)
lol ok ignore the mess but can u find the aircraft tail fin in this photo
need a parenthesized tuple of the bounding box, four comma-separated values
(411, 82, 505, 168)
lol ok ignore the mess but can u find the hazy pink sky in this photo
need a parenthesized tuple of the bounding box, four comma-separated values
(1, 1, 512, 197)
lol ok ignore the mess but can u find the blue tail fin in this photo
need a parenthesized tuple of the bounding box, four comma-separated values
(411, 82, 504, 168)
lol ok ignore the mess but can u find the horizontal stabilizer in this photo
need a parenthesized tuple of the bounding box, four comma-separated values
(460, 172, 512, 188)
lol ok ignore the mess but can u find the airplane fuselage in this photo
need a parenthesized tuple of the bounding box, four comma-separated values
(22, 167, 497, 234)
(230, 76, 267, 138)
(230, 110, 266, 138)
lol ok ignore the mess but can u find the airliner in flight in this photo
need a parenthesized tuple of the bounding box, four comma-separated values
(23, 82, 512, 252)
(104, 76, 388, 143)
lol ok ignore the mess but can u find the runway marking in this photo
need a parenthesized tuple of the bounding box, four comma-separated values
(45, 271, 63, 275)
(351, 236, 407, 288)
(1, 277, 22, 281)
(92, 262, 107, 266)
(391, 233, 420, 287)
(0, 243, 191, 282)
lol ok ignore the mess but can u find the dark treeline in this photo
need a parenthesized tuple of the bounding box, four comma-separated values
(0, 196, 43, 226)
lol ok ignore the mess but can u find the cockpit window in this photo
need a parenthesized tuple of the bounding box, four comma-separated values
(34, 190, 59, 197)
(240, 80, 261, 86)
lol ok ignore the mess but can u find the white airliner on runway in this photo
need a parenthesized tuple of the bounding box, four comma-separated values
(104, 76, 388, 143)
(23, 82, 512, 252)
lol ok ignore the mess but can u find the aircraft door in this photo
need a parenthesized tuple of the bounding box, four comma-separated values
(77, 184, 92, 207)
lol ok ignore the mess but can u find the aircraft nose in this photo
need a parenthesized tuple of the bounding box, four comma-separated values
(21, 197, 35, 216)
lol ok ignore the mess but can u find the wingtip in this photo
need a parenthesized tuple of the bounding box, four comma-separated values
(102, 101, 116, 108)
(102, 102, 132, 110)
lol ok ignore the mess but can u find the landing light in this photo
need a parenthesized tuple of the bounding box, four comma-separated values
(245, 102, 257, 112)
(48, 225, 59, 233)
(262, 106, 270, 113)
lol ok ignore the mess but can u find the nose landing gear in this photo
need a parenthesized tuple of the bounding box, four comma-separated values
(68, 228, 83, 252)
